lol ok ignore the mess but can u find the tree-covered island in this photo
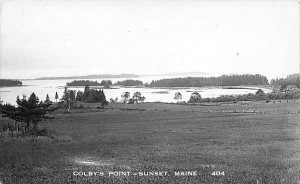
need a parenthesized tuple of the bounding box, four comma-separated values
(66, 80, 112, 87)
(0, 79, 22, 87)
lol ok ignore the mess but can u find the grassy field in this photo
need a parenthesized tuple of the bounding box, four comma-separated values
(1, 100, 300, 183)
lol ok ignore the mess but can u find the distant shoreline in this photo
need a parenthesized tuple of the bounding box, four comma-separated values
(64, 85, 273, 92)
(30, 72, 210, 80)
(0, 85, 31, 88)
(34, 74, 139, 80)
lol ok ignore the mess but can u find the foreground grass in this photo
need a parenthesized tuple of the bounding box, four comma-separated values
(1, 101, 300, 183)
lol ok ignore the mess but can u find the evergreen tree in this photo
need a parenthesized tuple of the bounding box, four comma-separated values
(61, 89, 77, 111)
(45, 94, 51, 104)
(296, 76, 300, 88)
(74, 86, 108, 105)
(55, 92, 59, 102)
(1, 93, 58, 136)
(83, 85, 90, 101)
(76, 91, 84, 101)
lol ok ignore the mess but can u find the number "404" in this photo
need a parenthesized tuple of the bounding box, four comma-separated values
(211, 171, 225, 176)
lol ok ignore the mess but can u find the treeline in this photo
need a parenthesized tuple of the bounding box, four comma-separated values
(186, 89, 300, 104)
(0, 93, 58, 136)
(0, 79, 22, 87)
(67, 79, 144, 87)
(59, 86, 108, 110)
(149, 74, 269, 87)
(270, 74, 300, 90)
(114, 79, 143, 86)
(76, 86, 107, 104)
(66, 80, 112, 87)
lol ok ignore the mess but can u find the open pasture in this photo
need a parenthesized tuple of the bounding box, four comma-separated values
(1, 101, 300, 183)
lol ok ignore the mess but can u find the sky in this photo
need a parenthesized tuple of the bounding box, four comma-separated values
(0, 0, 299, 80)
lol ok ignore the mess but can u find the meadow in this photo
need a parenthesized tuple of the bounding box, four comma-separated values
(1, 100, 300, 183)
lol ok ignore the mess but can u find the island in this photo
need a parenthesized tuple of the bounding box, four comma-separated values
(66, 80, 113, 88)
(114, 79, 143, 86)
(0, 79, 22, 87)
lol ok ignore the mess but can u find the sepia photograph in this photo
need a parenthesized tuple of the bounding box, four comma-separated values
(0, 0, 299, 183)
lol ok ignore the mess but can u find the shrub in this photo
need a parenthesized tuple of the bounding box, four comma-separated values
(128, 99, 135, 104)
(188, 92, 202, 103)
(200, 98, 211, 103)
(96, 106, 104, 109)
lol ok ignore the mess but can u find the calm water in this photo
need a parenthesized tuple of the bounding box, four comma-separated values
(0, 76, 272, 105)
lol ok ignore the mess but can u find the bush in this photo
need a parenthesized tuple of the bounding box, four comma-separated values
(96, 106, 104, 109)
(211, 95, 236, 102)
(265, 93, 277, 99)
(128, 99, 135, 104)
(200, 98, 211, 103)
(188, 92, 202, 103)
(184, 89, 300, 104)
(280, 90, 300, 99)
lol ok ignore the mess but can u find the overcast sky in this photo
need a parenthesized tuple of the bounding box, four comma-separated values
(0, 0, 299, 79)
